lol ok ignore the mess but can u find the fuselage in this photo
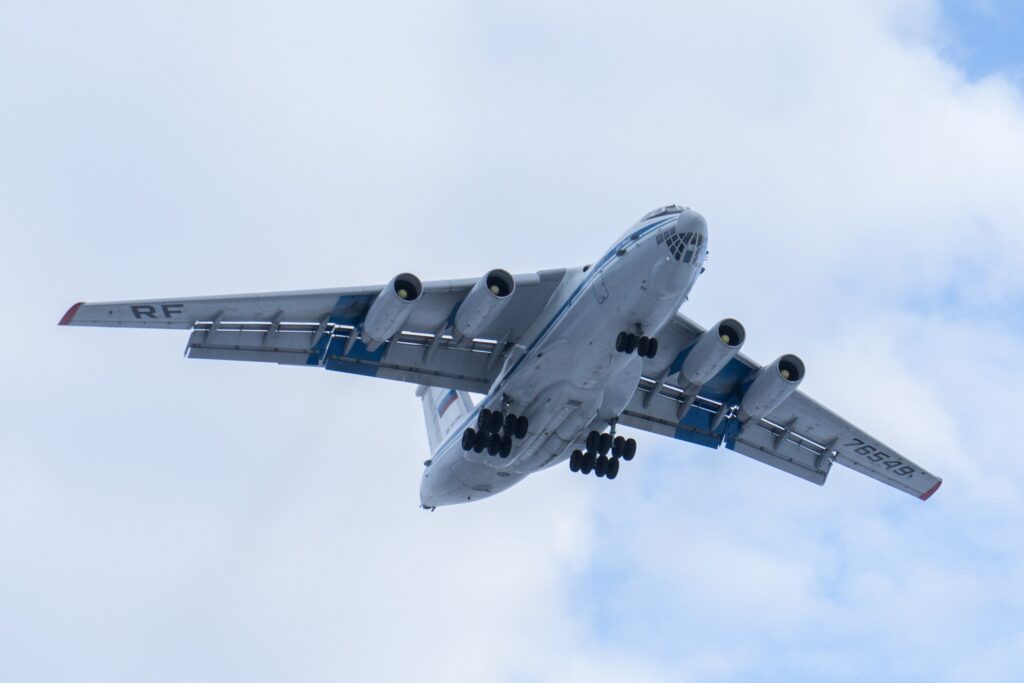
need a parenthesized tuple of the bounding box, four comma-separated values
(420, 207, 709, 507)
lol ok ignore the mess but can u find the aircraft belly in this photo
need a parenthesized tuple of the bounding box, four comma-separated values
(421, 240, 699, 504)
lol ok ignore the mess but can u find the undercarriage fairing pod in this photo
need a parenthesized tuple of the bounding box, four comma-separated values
(361, 272, 423, 351)
(679, 318, 746, 389)
(453, 269, 515, 343)
(738, 354, 805, 422)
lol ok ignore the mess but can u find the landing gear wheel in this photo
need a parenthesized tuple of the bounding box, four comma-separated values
(503, 414, 517, 436)
(462, 428, 477, 451)
(515, 415, 529, 439)
(581, 451, 596, 474)
(624, 334, 638, 354)
(569, 449, 583, 472)
(615, 331, 628, 353)
(606, 456, 620, 480)
(586, 430, 600, 454)
(487, 433, 502, 456)
(637, 336, 650, 357)
(477, 409, 492, 433)
(499, 435, 512, 458)
(598, 432, 613, 456)
(612, 435, 625, 458)
(594, 454, 609, 478)
(623, 438, 637, 461)
(474, 430, 487, 453)
(489, 411, 504, 434)
(647, 337, 659, 359)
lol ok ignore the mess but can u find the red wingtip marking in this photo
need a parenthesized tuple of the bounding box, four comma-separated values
(919, 480, 942, 501)
(59, 302, 84, 326)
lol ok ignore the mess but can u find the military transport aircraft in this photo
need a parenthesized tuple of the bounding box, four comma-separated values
(61, 205, 942, 508)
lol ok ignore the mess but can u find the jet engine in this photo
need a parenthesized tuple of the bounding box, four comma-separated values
(738, 354, 805, 423)
(679, 318, 746, 389)
(453, 269, 515, 343)
(361, 272, 423, 351)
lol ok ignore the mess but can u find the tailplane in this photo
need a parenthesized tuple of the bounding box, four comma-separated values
(416, 385, 474, 453)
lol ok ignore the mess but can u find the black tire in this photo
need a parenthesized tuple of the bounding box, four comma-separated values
(647, 337, 659, 359)
(569, 449, 583, 472)
(477, 409, 492, 433)
(623, 438, 637, 461)
(586, 430, 600, 454)
(615, 331, 628, 353)
(490, 411, 504, 434)
(515, 415, 529, 439)
(606, 456, 620, 480)
(581, 451, 596, 474)
(474, 430, 487, 453)
(504, 413, 517, 435)
(624, 334, 638, 354)
(487, 433, 502, 456)
(637, 336, 650, 357)
(500, 435, 512, 458)
(598, 432, 613, 456)
(462, 428, 476, 451)
(594, 454, 609, 478)
(612, 435, 625, 457)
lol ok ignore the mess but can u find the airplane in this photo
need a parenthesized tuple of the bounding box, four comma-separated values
(60, 204, 942, 508)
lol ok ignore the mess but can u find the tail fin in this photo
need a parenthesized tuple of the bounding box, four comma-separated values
(416, 385, 474, 453)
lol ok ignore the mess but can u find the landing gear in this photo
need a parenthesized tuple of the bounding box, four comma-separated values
(606, 456, 620, 479)
(569, 425, 637, 479)
(581, 450, 596, 474)
(623, 438, 637, 461)
(615, 331, 658, 359)
(466, 406, 529, 457)
(569, 449, 583, 472)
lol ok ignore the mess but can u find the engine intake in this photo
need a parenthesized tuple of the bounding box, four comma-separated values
(738, 354, 805, 423)
(362, 272, 423, 351)
(454, 269, 515, 342)
(679, 318, 746, 389)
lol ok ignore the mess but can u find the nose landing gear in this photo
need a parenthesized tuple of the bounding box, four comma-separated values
(616, 331, 658, 359)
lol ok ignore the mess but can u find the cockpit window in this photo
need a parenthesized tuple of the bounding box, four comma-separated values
(641, 205, 685, 221)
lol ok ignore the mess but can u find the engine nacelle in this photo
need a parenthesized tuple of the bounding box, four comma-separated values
(679, 318, 746, 389)
(453, 269, 515, 342)
(361, 272, 423, 351)
(738, 354, 805, 423)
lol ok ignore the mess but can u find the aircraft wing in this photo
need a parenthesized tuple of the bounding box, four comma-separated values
(619, 313, 942, 500)
(59, 269, 569, 394)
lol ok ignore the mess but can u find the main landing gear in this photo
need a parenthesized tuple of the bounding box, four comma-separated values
(568, 427, 636, 480)
(616, 331, 658, 359)
(461, 408, 529, 459)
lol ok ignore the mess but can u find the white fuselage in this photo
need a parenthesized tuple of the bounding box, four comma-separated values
(420, 209, 708, 506)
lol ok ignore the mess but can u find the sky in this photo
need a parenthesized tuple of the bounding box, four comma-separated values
(1, 1, 1023, 682)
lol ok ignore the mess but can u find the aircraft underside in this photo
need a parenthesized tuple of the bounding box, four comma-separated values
(60, 204, 943, 509)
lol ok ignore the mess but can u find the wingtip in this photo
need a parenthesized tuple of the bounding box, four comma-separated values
(59, 302, 84, 326)
(919, 479, 942, 501)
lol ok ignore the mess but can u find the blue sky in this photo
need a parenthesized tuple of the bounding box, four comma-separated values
(2, 2, 1023, 682)
(942, 0, 1024, 81)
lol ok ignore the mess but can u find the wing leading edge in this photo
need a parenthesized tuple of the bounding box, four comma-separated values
(625, 314, 942, 500)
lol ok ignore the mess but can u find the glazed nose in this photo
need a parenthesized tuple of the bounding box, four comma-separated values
(676, 209, 707, 239)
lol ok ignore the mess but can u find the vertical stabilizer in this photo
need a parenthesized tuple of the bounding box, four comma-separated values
(416, 385, 474, 453)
